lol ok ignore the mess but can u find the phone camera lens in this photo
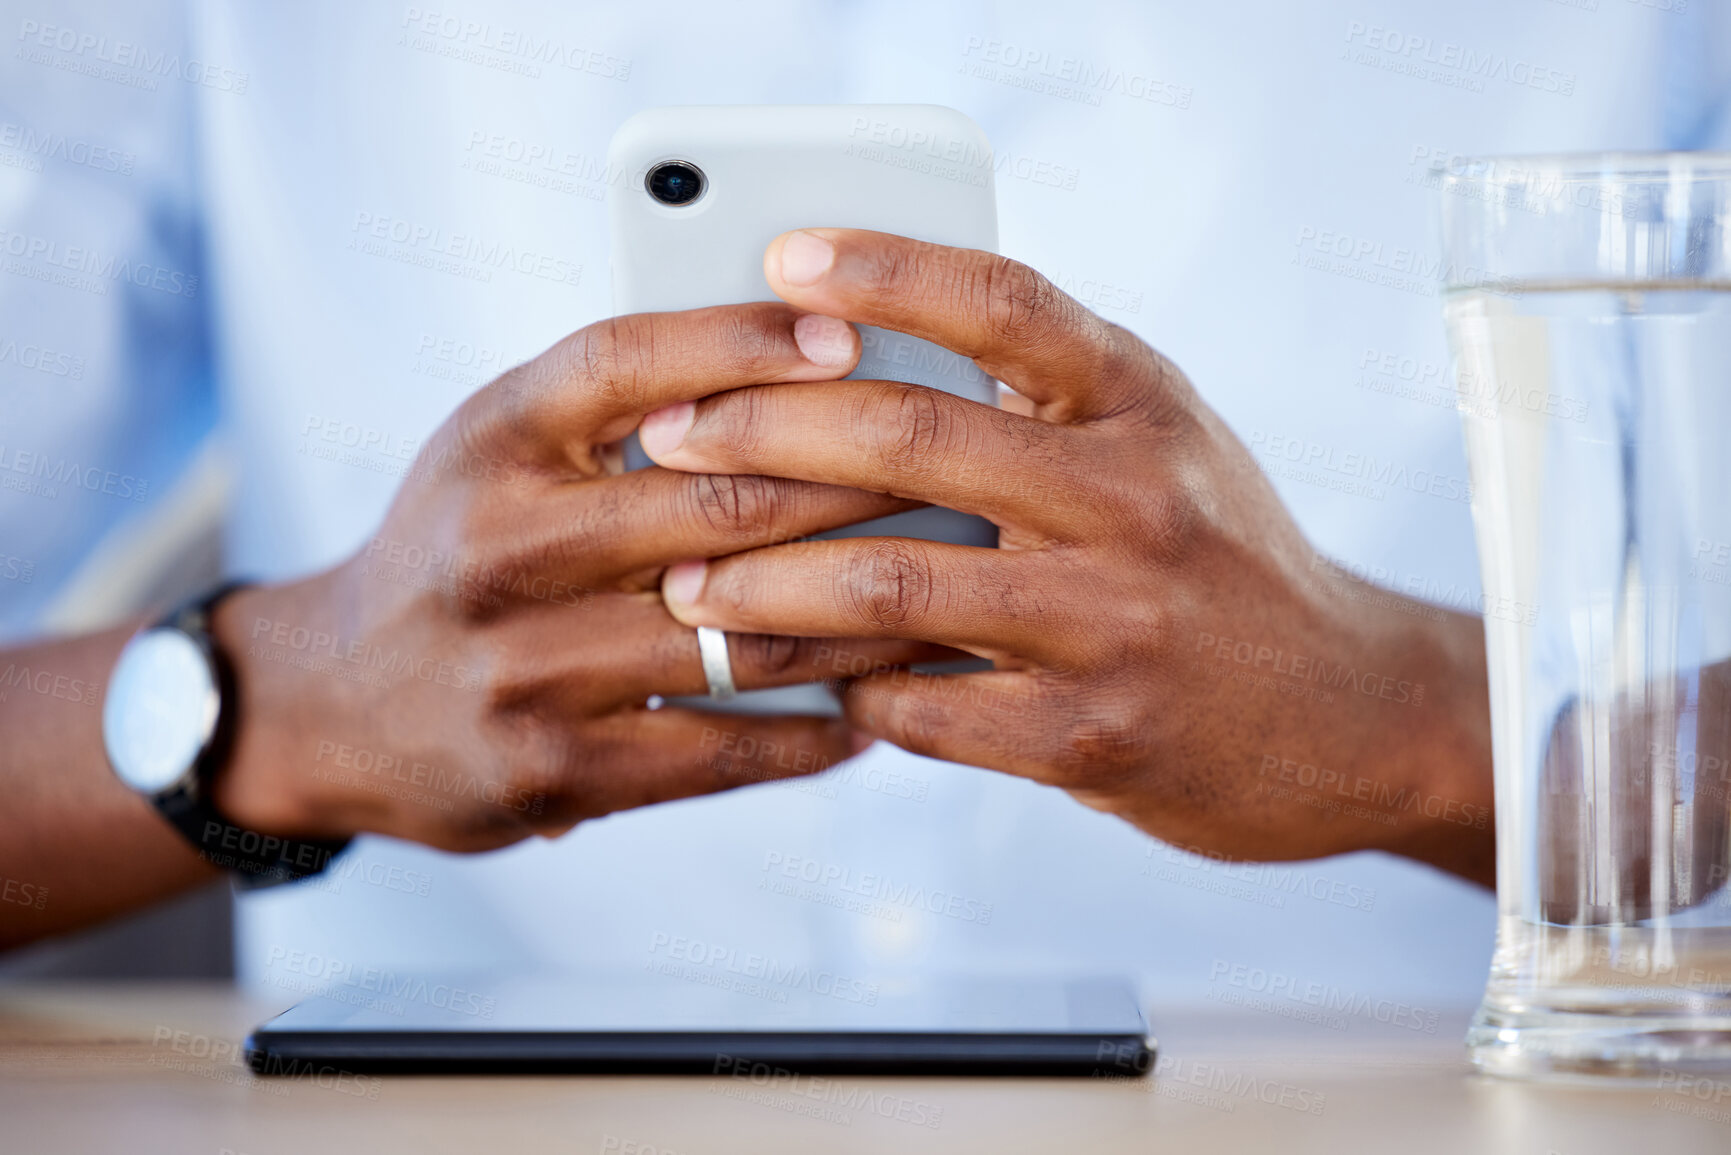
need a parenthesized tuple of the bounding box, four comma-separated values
(646, 161, 706, 206)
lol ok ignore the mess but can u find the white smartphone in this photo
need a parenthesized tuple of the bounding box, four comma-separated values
(608, 104, 1000, 714)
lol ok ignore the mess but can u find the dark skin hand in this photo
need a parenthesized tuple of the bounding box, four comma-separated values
(0, 303, 947, 949)
(643, 228, 1500, 887)
(211, 304, 946, 850)
(0, 230, 1513, 953)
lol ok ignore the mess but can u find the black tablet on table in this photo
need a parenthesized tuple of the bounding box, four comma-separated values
(246, 972, 1155, 1077)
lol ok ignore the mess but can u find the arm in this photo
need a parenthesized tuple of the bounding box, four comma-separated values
(643, 228, 1498, 887)
(0, 303, 934, 950)
(0, 621, 216, 945)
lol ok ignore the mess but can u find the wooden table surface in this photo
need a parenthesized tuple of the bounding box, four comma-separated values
(0, 982, 1726, 1154)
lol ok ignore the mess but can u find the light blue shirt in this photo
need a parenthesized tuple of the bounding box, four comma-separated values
(6, 0, 1729, 1007)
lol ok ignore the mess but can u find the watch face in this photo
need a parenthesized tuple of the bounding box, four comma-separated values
(102, 627, 220, 795)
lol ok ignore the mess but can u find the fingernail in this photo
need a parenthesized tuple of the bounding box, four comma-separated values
(663, 559, 707, 608)
(639, 401, 695, 458)
(777, 230, 834, 287)
(849, 730, 876, 757)
(793, 314, 855, 368)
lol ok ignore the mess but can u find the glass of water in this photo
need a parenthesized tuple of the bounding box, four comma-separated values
(1440, 154, 1731, 1078)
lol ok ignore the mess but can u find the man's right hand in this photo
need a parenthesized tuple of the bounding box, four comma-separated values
(646, 229, 1498, 886)
(208, 304, 939, 851)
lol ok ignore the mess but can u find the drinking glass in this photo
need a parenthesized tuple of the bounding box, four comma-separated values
(1439, 153, 1731, 1078)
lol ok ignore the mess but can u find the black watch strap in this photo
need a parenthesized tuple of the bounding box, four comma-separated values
(153, 582, 352, 888)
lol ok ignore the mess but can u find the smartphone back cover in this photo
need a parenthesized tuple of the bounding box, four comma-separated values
(609, 103, 999, 531)
(608, 105, 1000, 713)
(610, 102, 997, 385)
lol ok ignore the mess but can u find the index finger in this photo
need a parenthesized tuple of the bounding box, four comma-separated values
(464, 303, 862, 470)
(641, 378, 1091, 536)
(763, 229, 1186, 424)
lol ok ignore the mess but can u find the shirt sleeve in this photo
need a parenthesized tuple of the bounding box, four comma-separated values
(0, 0, 216, 643)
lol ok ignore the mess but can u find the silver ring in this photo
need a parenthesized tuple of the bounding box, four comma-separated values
(696, 626, 736, 701)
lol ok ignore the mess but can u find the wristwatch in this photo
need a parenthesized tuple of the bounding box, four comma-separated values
(102, 582, 350, 887)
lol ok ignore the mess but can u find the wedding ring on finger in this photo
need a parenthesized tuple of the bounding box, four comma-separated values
(696, 626, 737, 701)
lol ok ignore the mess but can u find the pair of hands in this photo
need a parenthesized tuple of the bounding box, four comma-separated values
(213, 229, 1494, 883)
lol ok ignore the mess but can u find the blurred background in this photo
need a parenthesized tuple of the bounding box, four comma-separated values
(4, 0, 1726, 1013)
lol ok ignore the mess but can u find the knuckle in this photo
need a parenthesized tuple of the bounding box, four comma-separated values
(458, 765, 552, 840)
(684, 472, 763, 538)
(451, 572, 509, 622)
(444, 507, 521, 621)
(568, 315, 651, 404)
(979, 257, 1060, 348)
(448, 376, 555, 471)
(856, 244, 922, 304)
(564, 489, 628, 573)
(569, 317, 622, 383)
(711, 308, 786, 377)
(449, 384, 521, 460)
(524, 736, 604, 822)
(1137, 480, 1202, 563)
(1052, 708, 1152, 779)
(859, 385, 949, 479)
(1097, 324, 1152, 392)
(996, 415, 1081, 501)
(891, 386, 947, 462)
(883, 691, 950, 756)
(705, 559, 761, 619)
(708, 386, 773, 468)
(451, 499, 604, 620)
(731, 632, 809, 679)
(842, 539, 934, 632)
(1145, 347, 1200, 417)
(1101, 327, 1191, 424)
(1067, 440, 1198, 556)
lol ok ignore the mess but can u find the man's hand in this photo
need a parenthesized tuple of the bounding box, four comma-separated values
(641, 229, 1497, 885)
(2, 300, 958, 948)
(210, 302, 942, 851)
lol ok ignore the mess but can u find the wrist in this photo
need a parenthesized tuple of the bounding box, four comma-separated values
(1399, 613, 1496, 885)
(207, 574, 374, 839)
(1340, 583, 1497, 886)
